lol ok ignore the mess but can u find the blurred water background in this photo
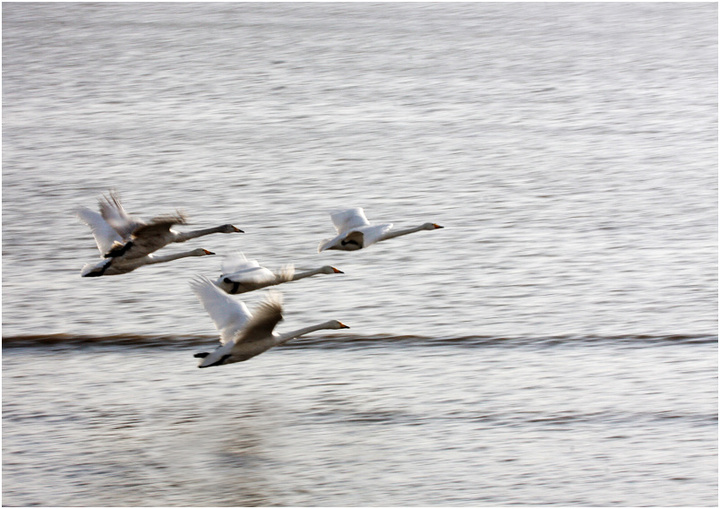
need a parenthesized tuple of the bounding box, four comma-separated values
(2, 2, 717, 506)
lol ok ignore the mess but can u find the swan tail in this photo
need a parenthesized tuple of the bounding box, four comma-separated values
(81, 259, 112, 277)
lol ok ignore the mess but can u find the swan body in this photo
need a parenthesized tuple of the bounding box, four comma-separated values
(81, 248, 215, 277)
(190, 276, 349, 367)
(214, 253, 343, 294)
(318, 207, 443, 252)
(77, 191, 243, 260)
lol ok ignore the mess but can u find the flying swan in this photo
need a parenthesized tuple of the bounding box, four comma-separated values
(77, 191, 243, 260)
(213, 253, 344, 294)
(190, 276, 349, 367)
(81, 248, 215, 277)
(318, 207, 443, 252)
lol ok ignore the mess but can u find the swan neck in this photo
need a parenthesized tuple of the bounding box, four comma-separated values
(275, 321, 332, 346)
(292, 267, 324, 281)
(146, 251, 197, 264)
(174, 226, 225, 242)
(381, 224, 425, 241)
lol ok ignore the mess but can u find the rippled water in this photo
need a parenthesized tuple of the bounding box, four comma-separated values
(3, 3, 717, 506)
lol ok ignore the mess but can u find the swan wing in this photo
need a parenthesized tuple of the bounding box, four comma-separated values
(233, 292, 283, 345)
(77, 207, 124, 255)
(318, 229, 362, 252)
(129, 212, 187, 255)
(274, 264, 295, 283)
(220, 253, 280, 284)
(317, 223, 392, 251)
(330, 208, 370, 234)
(220, 252, 258, 275)
(224, 266, 277, 284)
(99, 191, 144, 239)
(358, 223, 393, 247)
(190, 276, 252, 345)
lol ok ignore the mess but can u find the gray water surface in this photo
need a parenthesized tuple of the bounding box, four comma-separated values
(3, 3, 717, 506)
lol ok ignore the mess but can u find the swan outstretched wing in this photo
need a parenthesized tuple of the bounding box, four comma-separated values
(274, 264, 295, 283)
(99, 191, 144, 239)
(224, 266, 278, 284)
(190, 276, 252, 344)
(220, 253, 292, 284)
(233, 292, 284, 345)
(221, 253, 256, 275)
(358, 223, 393, 247)
(77, 207, 124, 255)
(133, 213, 187, 236)
(330, 208, 370, 234)
(317, 222, 393, 251)
(129, 212, 187, 255)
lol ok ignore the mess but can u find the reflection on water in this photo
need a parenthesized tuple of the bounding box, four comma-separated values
(3, 342, 717, 506)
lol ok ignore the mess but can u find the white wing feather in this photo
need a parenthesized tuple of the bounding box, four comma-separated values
(220, 252, 257, 275)
(220, 254, 277, 284)
(330, 208, 370, 234)
(224, 266, 278, 284)
(77, 207, 124, 255)
(358, 223, 393, 247)
(190, 276, 252, 344)
(99, 191, 144, 239)
(318, 221, 393, 252)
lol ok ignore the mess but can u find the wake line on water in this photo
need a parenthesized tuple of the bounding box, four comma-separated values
(2, 333, 716, 350)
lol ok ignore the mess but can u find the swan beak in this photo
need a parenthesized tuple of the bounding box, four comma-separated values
(432, 223, 444, 229)
(338, 321, 350, 329)
(332, 267, 344, 274)
(203, 249, 216, 255)
(232, 226, 244, 233)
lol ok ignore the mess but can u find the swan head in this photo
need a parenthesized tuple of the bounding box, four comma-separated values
(322, 266, 344, 274)
(424, 222, 444, 230)
(221, 224, 244, 233)
(329, 320, 350, 330)
(193, 248, 216, 256)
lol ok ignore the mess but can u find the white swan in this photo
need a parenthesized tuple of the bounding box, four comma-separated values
(77, 191, 243, 260)
(190, 276, 349, 367)
(81, 248, 215, 277)
(318, 207, 443, 252)
(214, 253, 343, 294)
